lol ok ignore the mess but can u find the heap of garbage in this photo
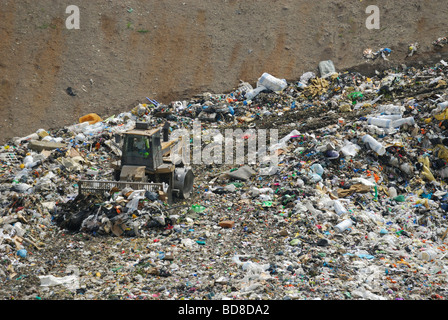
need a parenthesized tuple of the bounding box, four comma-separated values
(2, 57, 448, 300)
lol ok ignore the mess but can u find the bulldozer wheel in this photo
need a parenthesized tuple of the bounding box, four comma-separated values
(174, 167, 194, 199)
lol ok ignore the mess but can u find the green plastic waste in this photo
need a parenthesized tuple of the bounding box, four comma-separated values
(348, 91, 364, 104)
(262, 201, 273, 207)
(231, 182, 244, 188)
(394, 195, 406, 202)
(191, 204, 206, 213)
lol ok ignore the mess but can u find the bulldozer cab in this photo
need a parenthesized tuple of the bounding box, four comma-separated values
(121, 128, 163, 171)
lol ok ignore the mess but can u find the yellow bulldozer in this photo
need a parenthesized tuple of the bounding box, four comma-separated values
(77, 121, 194, 204)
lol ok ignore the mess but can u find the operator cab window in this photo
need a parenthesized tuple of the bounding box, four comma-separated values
(126, 135, 151, 159)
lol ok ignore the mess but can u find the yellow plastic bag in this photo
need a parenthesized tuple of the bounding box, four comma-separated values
(437, 145, 448, 160)
(79, 113, 102, 125)
(418, 156, 435, 182)
(434, 109, 448, 121)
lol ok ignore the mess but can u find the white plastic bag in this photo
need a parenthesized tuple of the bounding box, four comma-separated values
(257, 73, 287, 92)
(39, 274, 79, 290)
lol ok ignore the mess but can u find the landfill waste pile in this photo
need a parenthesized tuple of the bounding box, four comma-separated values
(3, 58, 448, 301)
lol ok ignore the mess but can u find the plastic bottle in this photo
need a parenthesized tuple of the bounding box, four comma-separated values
(334, 219, 353, 232)
(245, 85, 266, 101)
(257, 73, 287, 92)
(431, 101, 448, 115)
(377, 114, 402, 120)
(191, 204, 205, 213)
(67, 121, 90, 134)
(377, 105, 404, 115)
(418, 249, 437, 261)
(334, 200, 348, 215)
(367, 117, 392, 128)
(438, 101, 448, 110)
(361, 135, 386, 155)
(391, 117, 415, 128)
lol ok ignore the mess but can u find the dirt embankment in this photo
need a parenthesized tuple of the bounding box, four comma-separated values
(1, 0, 448, 143)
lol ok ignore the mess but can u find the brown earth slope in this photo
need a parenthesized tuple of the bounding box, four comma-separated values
(1, 0, 448, 143)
